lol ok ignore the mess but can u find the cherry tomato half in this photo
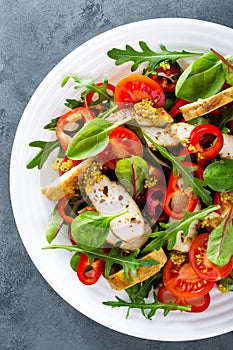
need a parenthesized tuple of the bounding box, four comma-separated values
(77, 253, 105, 285)
(189, 233, 233, 282)
(157, 285, 211, 313)
(99, 126, 143, 169)
(114, 74, 165, 107)
(163, 258, 215, 298)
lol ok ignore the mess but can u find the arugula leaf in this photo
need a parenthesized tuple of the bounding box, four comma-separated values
(107, 41, 202, 75)
(26, 140, 63, 170)
(203, 159, 233, 192)
(207, 206, 233, 266)
(142, 130, 212, 205)
(45, 205, 64, 243)
(115, 156, 149, 198)
(103, 293, 191, 319)
(126, 271, 163, 304)
(61, 75, 114, 106)
(64, 98, 84, 109)
(42, 243, 159, 281)
(44, 117, 60, 131)
(71, 210, 127, 248)
(175, 52, 225, 101)
(142, 205, 219, 252)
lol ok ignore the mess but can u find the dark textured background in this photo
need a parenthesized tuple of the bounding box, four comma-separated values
(1, 0, 233, 349)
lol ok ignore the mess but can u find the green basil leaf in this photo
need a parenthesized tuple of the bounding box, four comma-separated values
(45, 205, 63, 243)
(71, 210, 127, 248)
(207, 210, 233, 266)
(203, 159, 233, 192)
(175, 52, 225, 101)
(115, 156, 149, 197)
(66, 118, 116, 160)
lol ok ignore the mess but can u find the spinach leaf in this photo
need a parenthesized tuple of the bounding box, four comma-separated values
(26, 140, 63, 170)
(142, 205, 219, 252)
(42, 243, 159, 281)
(207, 207, 233, 266)
(107, 41, 202, 75)
(175, 52, 225, 101)
(115, 156, 149, 197)
(211, 48, 233, 86)
(45, 205, 64, 243)
(71, 210, 127, 248)
(203, 159, 233, 192)
(66, 118, 115, 159)
(67, 116, 131, 160)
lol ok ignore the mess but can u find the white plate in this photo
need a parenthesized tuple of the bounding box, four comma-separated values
(10, 18, 233, 341)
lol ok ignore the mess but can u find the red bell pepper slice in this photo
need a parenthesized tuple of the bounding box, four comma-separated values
(164, 162, 203, 220)
(157, 285, 211, 313)
(57, 195, 75, 224)
(56, 107, 95, 150)
(188, 124, 224, 166)
(169, 98, 188, 119)
(77, 253, 105, 285)
(149, 65, 181, 92)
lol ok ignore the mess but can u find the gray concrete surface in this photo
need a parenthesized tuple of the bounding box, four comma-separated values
(1, 0, 233, 349)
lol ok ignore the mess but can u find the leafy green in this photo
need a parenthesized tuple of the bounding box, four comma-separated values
(45, 205, 63, 243)
(67, 118, 115, 159)
(211, 48, 233, 86)
(71, 210, 127, 248)
(142, 130, 212, 205)
(107, 41, 202, 75)
(115, 156, 149, 198)
(126, 271, 163, 304)
(61, 75, 114, 106)
(175, 52, 225, 101)
(103, 293, 191, 319)
(64, 98, 84, 109)
(26, 140, 63, 170)
(207, 207, 233, 266)
(44, 117, 60, 131)
(42, 243, 159, 281)
(142, 205, 219, 252)
(203, 159, 233, 192)
(67, 117, 130, 160)
(218, 270, 233, 291)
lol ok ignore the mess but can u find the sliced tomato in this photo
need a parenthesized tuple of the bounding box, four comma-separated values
(163, 258, 215, 298)
(114, 74, 165, 107)
(99, 126, 143, 169)
(77, 253, 105, 285)
(56, 107, 95, 150)
(189, 233, 233, 282)
(157, 285, 210, 313)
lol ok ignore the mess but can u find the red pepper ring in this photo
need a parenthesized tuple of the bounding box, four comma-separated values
(77, 253, 105, 285)
(57, 195, 74, 224)
(157, 285, 211, 313)
(56, 107, 95, 150)
(189, 124, 224, 164)
(164, 162, 202, 220)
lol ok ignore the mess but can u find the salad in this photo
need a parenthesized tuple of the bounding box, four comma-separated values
(27, 42, 233, 319)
